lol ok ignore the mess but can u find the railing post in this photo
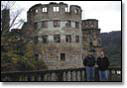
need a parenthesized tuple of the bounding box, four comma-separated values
(80, 69, 84, 81)
(70, 71, 73, 81)
(40, 73, 45, 81)
(64, 71, 68, 81)
(56, 72, 63, 81)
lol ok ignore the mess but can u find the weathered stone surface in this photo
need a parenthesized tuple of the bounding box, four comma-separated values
(22, 2, 102, 70)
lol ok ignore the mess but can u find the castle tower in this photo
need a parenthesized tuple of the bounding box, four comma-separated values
(24, 2, 83, 69)
(82, 19, 102, 57)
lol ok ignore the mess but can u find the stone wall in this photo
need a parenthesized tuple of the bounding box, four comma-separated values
(82, 19, 102, 58)
(22, 2, 102, 70)
(23, 2, 83, 70)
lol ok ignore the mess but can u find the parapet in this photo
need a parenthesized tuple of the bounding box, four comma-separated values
(27, 2, 82, 23)
(82, 19, 98, 29)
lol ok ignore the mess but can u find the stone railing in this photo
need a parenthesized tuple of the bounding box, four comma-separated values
(1, 66, 121, 82)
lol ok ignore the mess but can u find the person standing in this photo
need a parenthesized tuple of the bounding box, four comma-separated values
(83, 52, 96, 81)
(97, 51, 110, 81)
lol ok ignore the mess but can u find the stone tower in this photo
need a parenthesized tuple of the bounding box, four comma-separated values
(23, 2, 83, 69)
(82, 19, 102, 58)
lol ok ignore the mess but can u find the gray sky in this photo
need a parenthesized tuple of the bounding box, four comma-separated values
(13, 1, 121, 33)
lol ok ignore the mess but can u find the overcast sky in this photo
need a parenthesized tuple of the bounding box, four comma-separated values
(13, 1, 121, 33)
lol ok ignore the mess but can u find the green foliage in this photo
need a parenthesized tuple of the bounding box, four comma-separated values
(1, 32, 47, 72)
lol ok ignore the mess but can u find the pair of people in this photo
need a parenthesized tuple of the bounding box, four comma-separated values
(83, 51, 110, 81)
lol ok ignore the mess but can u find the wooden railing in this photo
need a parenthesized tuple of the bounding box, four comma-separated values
(1, 66, 121, 82)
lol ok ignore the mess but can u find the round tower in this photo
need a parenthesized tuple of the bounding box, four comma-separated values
(26, 2, 83, 69)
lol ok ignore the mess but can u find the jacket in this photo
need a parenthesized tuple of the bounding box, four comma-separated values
(97, 56, 110, 71)
(83, 55, 95, 67)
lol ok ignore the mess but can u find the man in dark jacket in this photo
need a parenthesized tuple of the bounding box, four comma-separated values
(97, 51, 110, 81)
(83, 52, 96, 81)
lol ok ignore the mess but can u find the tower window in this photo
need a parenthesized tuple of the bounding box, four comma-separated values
(75, 22, 79, 28)
(42, 7, 47, 12)
(74, 9, 77, 14)
(38, 37, 42, 42)
(53, 7, 59, 12)
(53, 20, 60, 27)
(66, 35, 72, 43)
(65, 7, 69, 12)
(66, 20, 71, 27)
(42, 35, 48, 43)
(76, 35, 80, 43)
(35, 9, 39, 13)
(54, 34, 60, 43)
(60, 53, 65, 61)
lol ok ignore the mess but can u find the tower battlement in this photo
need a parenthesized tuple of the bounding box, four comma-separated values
(82, 19, 98, 29)
(27, 2, 82, 23)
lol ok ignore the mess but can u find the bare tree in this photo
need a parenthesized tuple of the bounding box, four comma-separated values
(1, 1, 15, 10)
(1, 1, 24, 35)
(9, 8, 24, 29)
